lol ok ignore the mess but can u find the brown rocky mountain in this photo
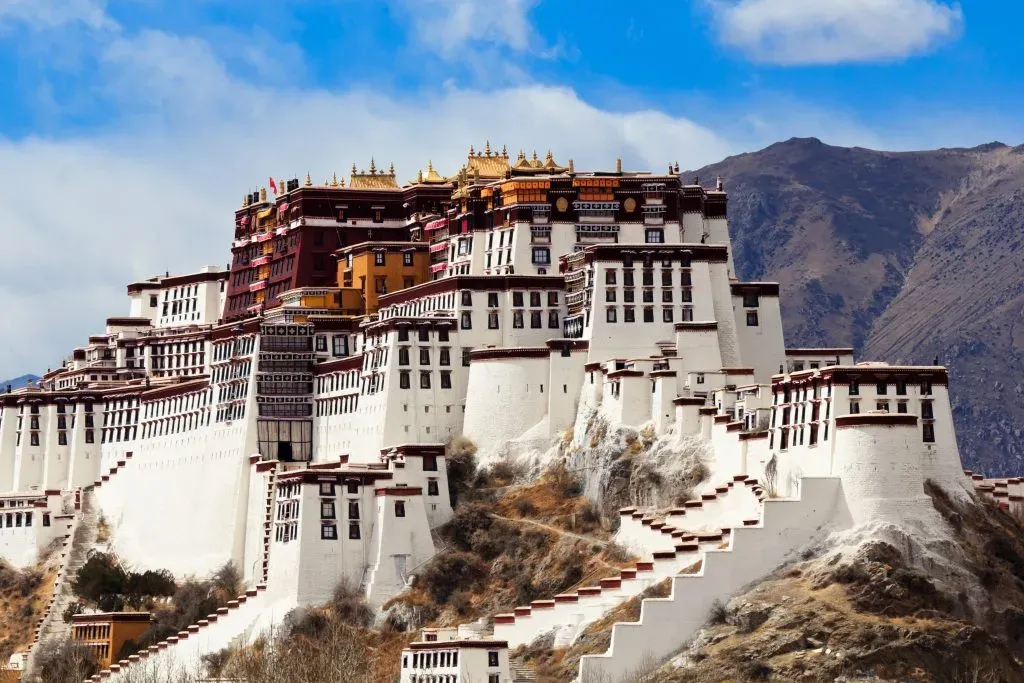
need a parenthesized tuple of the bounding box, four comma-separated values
(693, 138, 1024, 476)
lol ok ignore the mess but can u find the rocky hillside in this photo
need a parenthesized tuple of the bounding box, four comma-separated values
(694, 139, 1024, 476)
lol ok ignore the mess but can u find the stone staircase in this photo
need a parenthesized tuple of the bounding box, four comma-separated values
(577, 477, 847, 683)
(24, 487, 100, 679)
(511, 659, 537, 682)
(491, 477, 768, 651)
(258, 466, 278, 584)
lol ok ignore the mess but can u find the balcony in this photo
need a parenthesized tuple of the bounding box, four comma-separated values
(251, 255, 271, 268)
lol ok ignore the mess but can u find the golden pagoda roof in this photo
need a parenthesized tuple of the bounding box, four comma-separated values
(415, 160, 448, 185)
(453, 141, 510, 181)
(349, 159, 399, 190)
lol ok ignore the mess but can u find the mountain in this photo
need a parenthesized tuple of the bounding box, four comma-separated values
(694, 138, 1024, 476)
(1, 375, 40, 391)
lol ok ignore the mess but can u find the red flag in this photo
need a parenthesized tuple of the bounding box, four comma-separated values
(268, 177, 278, 194)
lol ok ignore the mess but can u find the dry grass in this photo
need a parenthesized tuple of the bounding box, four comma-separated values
(0, 559, 56, 663)
(494, 463, 606, 537)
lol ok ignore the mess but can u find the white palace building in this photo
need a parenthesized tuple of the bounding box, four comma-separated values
(0, 147, 996, 682)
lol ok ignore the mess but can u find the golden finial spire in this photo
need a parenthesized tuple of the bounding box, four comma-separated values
(351, 163, 357, 176)
(674, 161, 680, 173)
(615, 157, 622, 174)
(502, 144, 508, 157)
(428, 159, 434, 171)
(568, 158, 575, 173)
(305, 172, 312, 187)
(369, 158, 377, 175)
(331, 172, 338, 187)
(243, 193, 248, 207)
(338, 175, 345, 187)
(531, 150, 538, 162)
(260, 186, 267, 202)
(417, 169, 424, 183)
(546, 149, 553, 163)
(518, 149, 526, 161)
(485, 140, 492, 156)
(388, 161, 395, 175)
(469, 143, 475, 156)
(278, 179, 285, 195)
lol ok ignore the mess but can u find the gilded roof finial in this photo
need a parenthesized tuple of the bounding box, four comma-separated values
(568, 158, 575, 173)
(674, 161, 680, 174)
(502, 144, 508, 157)
(305, 172, 312, 187)
(352, 163, 357, 176)
(331, 172, 338, 187)
(469, 144, 475, 157)
(388, 161, 395, 175)
(369, 158, 377, 175)
(615, 157, 622, 174)
(338, 175, 345, 187)
(243, 193, 249, 207)
(532, 149, 538, 162)
(428, 159, 435, 171)
(260, 186, 267, 202)
(485, 140, 492, 156)
(279, 179, 285, 195)
(417, 169, 424, 183)
(518, 149, 526, 162)
(546, 149, 553, 163)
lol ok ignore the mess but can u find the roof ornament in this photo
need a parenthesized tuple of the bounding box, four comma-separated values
(531, 150, 539, 162)
(332, 172, 339, 187)
(417, 169, 424, 182)
(669, 163, 674, 174)
(428, 159, 435, 172)
(485, 140, 492, 156)
(388, 161, 395, 175)
(615, 157, 622, 174)
(260, 186, 267, 202)
(674, 161, 680, 173)
(242, 194, 249, 207)
(716, 175, 724, 191)
(279, 178, 285, 194)
(546, 149, 553, 163)
(501, 144, 508, 157)
(369, 158, 377, 175)
(693, 174, 699, 185)
(568, 158, 575, 173)
(305, 172, 312, 187)
(469, 144, 475, 157)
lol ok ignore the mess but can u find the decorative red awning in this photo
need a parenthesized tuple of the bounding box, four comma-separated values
(256, 232, 274, 243)
(250, 255, 271, 267)
(429, 262, 447, 273)
(428, 241, 448, 253)
(249, 280, 267, 292)
(424, 218, 447, 232)
(277, 202, 289, 216)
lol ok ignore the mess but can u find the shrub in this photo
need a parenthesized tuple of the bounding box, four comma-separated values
(445, 502, 493, 551)
(74, 553, 127, 604)
(211, 562, 243, 601)
(447, 436, 478, 506)
(707, 599, 728, 625)
(419, 551, 487, 603)
(329, 578, 373, 628)
(35, 638, 99, 683)
(549, 462, 584, 497)
(514, 498, 538, 517)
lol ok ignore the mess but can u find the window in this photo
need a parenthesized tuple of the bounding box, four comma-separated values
(398, 328, 410, 342)
(399, 348, 410, 366)
(427, 480, 439, 496)
(921, 402, 934, 419)
(548, 292, 558, 306)
(849, 382, 860, 396)
(461, 291, 472, 306)
(375, 277, 387, 294)
(461, 312, 472, 329)
(662, 290, 673, 302)
(439, 348, 451, 366)
(423, 454, 438, 471)
(923, 423, 935, 443)
(395, 501, 406, 517)
(30, 433, 39, 446)
(645, 229, 664, 243)
(348, 501, 360, 520)
(680, 307, 693, 322)
(643, 307, 654, 323)
(487, 292, 499, 307)
(400, 371, 411, 389)
(623, 307, 635, 323)
(623, 289, 635, 303)
(743, 293, 759, 308)
(606, 290, 617, 302)
(320, 482, 335, 496)
(58, 432, 67, 446)
(374, 252, 386, 266)
(488, 312, 499, 329)
(440, 371, 452, 389)
(530, 311, 542, 328)
(896, 382, 907, 395)
(876, 402, 889, 412)
(849, 401, 860, 414)
(876, 382, 887, 395)
(661, 270, 673, 287)
(85, 430, 94, 444)
(420, 372, 431, 389)
(922, 381, 933, 396)
(746, 310, 759, 326)
(462, 348, 472, 366)
(642, 289, 654, 303)
(488, 652, 500, 667)
(529, 292, 541, 307)
(419, 328, 429, 342)
(512, 291, 524, 307)
(403, 252, 414, 266)
(532, 247, 550, 265)
(347, 481, 359, 495)
(419, 349, 430, 365)
(513, 310, 524, 328)
(321, 501, 336, 519)
(321, 524, 337, 540)
(606, 307, 617, 323)
(662, 308, 673, 323)
(489, 676, 500, 683)
(548, 310, 560, 328)
(897, 402, 908, 414)
(349, 522, 361, 539)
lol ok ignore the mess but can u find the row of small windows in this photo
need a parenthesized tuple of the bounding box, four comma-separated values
(212, 336, 257, 362)
(143, 391, 212, 419)
(606, 288, 692, 303)
(605, 306, 695, 323)
(316, 394, 359, 417)
(399, 370, 453, 390)
(212, 361, 253, 384)
(316, 370, 361, 394)
(0, 511, 46, 528)
(605, 268, 692, 288)
(460, 311, 561, 330)
(141, 412, 210, 438)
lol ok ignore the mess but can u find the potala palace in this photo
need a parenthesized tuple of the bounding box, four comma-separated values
(0, 145, 1001, 682)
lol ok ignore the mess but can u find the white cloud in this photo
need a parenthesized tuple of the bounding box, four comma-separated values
(709, 0, 963, 65)
(0, 27, 736, 379)
(0, 0, 115, 31)
(396, 0, 542, 59)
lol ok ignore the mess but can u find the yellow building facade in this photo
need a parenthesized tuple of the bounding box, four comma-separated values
(337, 242, 429, 314)
(71, 612, 152, 668)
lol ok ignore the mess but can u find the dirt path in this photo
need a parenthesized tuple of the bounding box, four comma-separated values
(488, 513, 609, 548)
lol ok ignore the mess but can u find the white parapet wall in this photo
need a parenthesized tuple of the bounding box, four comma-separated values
(578, 477, 849, 683)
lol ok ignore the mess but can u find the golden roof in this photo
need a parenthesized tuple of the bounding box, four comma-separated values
(349, 158, 399, 190)
(453, 141, 511, 181)
(415, 160, 448, 185)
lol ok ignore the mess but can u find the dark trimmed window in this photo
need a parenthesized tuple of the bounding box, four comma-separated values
(395, 501, 406, 517)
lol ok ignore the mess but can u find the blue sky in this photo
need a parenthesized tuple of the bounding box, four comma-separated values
(0, 0, 1017, 377)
